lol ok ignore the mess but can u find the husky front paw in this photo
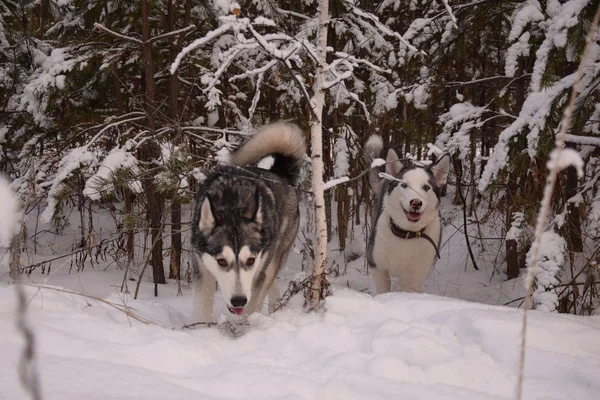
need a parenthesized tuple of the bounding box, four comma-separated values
(217, 320, 249, 338)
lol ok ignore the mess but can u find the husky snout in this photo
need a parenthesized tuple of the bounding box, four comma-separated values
(228, 295, 248, 315)
(230, 295, 247, 307)
(410, 199, 422, 210)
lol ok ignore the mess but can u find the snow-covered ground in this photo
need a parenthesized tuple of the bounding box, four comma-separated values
(2, 278, 599, 399)
(1, 181, 599, 399)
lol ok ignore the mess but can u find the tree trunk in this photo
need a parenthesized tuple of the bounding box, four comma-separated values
(505, 62, 527, 279)
(124, 187, 135, 263)
(9, 228, 24, 282)
(505, 169, 521, 280)
(565, 144, 583, 252)
(306, 0, 330, 311)
(140, 0, 165, 286)
(170, 200, 182, 280)
(167, 0, 182, 280)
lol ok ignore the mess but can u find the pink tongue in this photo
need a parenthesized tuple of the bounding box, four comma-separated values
(406, 212, 421, 222)
(230, 307, 245, 316)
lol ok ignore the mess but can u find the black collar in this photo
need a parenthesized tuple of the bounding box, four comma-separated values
(389, 218, 441, 259)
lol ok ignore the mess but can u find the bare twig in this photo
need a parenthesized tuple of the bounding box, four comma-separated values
(272, 275, 313, 313)
(15, 280, 42, 400)
(457, 178, 480, 270)
(24, 283, 162, 327)
(133, 196, 170, 300)
(182, 321, 219, 329)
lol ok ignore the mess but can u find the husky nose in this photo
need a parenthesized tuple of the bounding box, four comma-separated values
(230, 296, 247, 308)
(410, 199, 422, 209)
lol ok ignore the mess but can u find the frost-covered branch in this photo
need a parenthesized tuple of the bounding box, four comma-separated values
(148, 25, 196, 44)
(87, 116, 146, 147)
(248, 73, 264, 120)
(444, 74, 527, 86)
(564, 134, 600, 146)
(346, 1, 424, 55)
(530, 0, 592, 92)
(170, 21, 234, 74)
(204, 48, 243, 91)
(441, 0, 459, 28)
(181, 126, 248, 136)
(94, 23, 143, 45)
(229, 58, 278, 81)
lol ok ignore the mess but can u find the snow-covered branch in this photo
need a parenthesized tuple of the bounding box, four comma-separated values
(441, 0, 459, 28)
(170, 22, 234, 74)
(346, 1, 424, 55)
(148, 25, 196, 44)
(94, 23, 143, 45)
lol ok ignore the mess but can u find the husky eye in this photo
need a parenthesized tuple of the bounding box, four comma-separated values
(217, 258, 227, 267)
(246, 257, 256, 266)
(423, 184, 431, 192)
(400, 183, 408, 189)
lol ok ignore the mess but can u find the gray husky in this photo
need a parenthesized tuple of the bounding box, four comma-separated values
(191, 123, 306, 322)
(363, 135, 450, 294)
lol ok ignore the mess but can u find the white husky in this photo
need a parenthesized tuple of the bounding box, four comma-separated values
(364, 135, 450, 293)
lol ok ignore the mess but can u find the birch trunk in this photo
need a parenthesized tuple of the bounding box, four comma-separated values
(306, 0, 329, 311)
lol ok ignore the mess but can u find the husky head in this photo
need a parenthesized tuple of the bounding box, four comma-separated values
(383, 149, 450, 231)
(195, 179, 273, 316)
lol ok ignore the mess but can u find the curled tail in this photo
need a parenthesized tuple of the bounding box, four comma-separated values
(230, 122, 306, 185)
(363, 134, 384, 191)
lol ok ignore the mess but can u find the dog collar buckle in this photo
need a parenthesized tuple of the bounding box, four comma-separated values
(390, 218, 440, 259)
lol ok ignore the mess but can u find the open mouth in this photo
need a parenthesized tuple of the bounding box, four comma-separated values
(404, 210, 422, 222)
(228, 306, 245, 316)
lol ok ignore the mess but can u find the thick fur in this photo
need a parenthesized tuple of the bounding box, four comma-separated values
(364, 135, 450, 293)
(191, 123, 306, 322)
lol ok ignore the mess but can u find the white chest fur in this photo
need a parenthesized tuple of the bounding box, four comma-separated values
(372, 209, 440, 292)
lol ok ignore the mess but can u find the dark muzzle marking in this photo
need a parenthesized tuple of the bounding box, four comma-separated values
(389, 218, 441, 259)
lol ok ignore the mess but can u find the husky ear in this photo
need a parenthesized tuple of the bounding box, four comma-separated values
(199, 196, 216, 232)
(242, 188, 263, 224)
(253, 189, 263, 224)
(432, 154, 451, 188)
(385, 148, 403, 176)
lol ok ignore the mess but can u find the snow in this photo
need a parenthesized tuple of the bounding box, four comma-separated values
(505, 32, 531, 77)
(371, 158, 386, 168)
(506, 212, 526, 241)
(584, 103, 600, 135)
(507, 0, 544, 43)
(527, 231, 567, 312)
(18, 48, 85, 127)
(546, 147, 584, 178)
(324, 176, 350, 190)
(83, 146, 141, 200)
(170, 20, 234, 75)
(40, 146, 96, 223)
(479, 72, 578, 191)
(2, 281, 599, 399)
(333, 137, 349, 178)
(530, 0, 591, 92)
(437, 102, 486, 160)
(0, 175, 21, 246)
